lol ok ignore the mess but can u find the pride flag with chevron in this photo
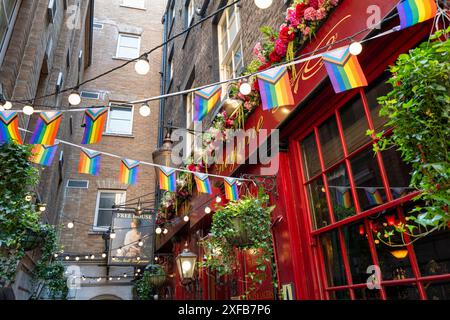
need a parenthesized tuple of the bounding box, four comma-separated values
(29, 111, 62, 145)
(159, 166, 177, 192)
(224, 177, 239, 201)
(194, 172, 212, 194)
(78, 148, 102, 176)
(193, 85, 222, 122)
(81, 107, 108, 145)
(30, 144, 58, 166)
(119, 159, 140, 185)
(257, 66, 294, 111)
(0, 111, 22, 145)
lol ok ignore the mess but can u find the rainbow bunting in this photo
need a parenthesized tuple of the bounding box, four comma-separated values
(30, 144, 58, 166)
(322, 46, 368, 94)
(119, 159, 140, 185)
(159, 166, 177, 192)
(0, 111, 22, 145)
(224, 177, 239, 201)
(336, 187, 352, 209)
(29, 111, 62, 145)
(397, 0, 438, 29)
(193, 85, 222, 122)
(257, 66, 294, 111)
(78, 148, 102, 176)
(365, 188, 384, 206)
(81, 108, 108, 144)
(194, 172, 212, 194)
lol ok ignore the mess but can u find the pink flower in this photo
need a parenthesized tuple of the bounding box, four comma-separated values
(304, 7, 317, 21)
(316, 7, 327, 20)
(303, 27, 311, 36)
(330, 0, 339, 6)
(318, 0, 326, 7)
(253, 42, 263, 56)
(275, 39, 288, 56)
(287, 8, 300, 28)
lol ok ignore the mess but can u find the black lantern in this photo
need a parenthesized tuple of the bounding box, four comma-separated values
(176, 249, 197, 283)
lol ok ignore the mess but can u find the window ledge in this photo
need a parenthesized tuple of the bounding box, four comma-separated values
(119, 5, 147, 11)
(88, 228, 108, 235)
(112, 56, 137, 62)
(103, 133, 135, 138)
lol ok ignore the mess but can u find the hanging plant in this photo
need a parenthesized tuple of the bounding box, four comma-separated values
(374, 29, 450, 243)
(134, 264, 166, 300)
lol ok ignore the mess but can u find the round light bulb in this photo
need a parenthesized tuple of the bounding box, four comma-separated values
(239, 82, 252, 96)
(65, 256, 70, 260)
(183, 215, 189, 222)
(117, 277, 121, 280)
(216, 196, 222, 203)
(108, 277, 112, 281)
(67, 221, 74, 229)
(155, 227, 162, 234)
(136, 256, 141, 261)
(138, 240, 144, 247)
(154, 256, 159, 261)
(102, 253, 107, 258)
(3, 101, 12, 110)
(38, 205, 46, 212)
(204, 206, 211, 214)
(181, 260, 192, 272)
(54, 253, 58, 258)
(25, 195, 33, 202)
(90, 254, 95, 259)
(349, 42, 363, 56)
(97, 277, 101, 282)
(68, 91, 81, 106)
(254, 0, 273, 9)
(23, 105, 34, 116)
(117, 248, 123, 255)
(163, 228, 169, 235)
(124, 273, 128, 278)
(75, 256, 80, 261)
(135, 57, 150, 75)
(85, 255, 89, 259)
(110, 232, 116, 239)
(139, 103, 151, 117)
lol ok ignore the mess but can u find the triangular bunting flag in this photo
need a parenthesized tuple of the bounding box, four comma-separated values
(257, 66, 294, 111)
(397, 0, 438, 30)
(336, 187, 352, 209)
(224, 177, 239, 201)
(29, 144, 58, 166)
(322, 46, 368, 94)
(0, 111, 22, 145)
(29, 111, 62, 145)
(78, 148, 102, 176)
(365, 188, 383, 205)
(159, 166, 177, 192)
(193, 85, 222, 122)
(81, 108, 108, 144)
(194, 172, 212, 194)
(119, 159, 140, 185)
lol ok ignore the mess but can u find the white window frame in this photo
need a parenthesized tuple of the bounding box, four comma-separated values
(93, 190, 126, 231)
(120, 0, 146, 10)
(115, 33, 141, 60)
(105, 103, 134, 136)
(0, 0, 21, 66)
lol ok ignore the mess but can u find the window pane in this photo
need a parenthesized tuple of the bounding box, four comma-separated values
(99, 193, 116, 209)
(339, 97, 370, 153)
(97, 209, 113, 227)
(110, 107, 132, 120)
(307, 178, 330, 229)
(328, 290, 351, 300)
(229, 16, 238, 44)
(354, 288, 381, 300)
(342, 223, 373, 284)
(220, 23, 228, 56)
(425, 281, 450, 300)
(320, 230, 347, 287)
(301, 133, 321, 180)
(326, 164, 355, 221)
(119, 35, 139, 48)
(364, 76, 392, 133)
(381, 148, 416, 199)
(413, 227, 450, 277)
(318, 116, 344, 169)
(108, 119, 132, 134)
(117, 46, 139, 59)
(385, 285, 419, 300)
(350, 148, 387, 211)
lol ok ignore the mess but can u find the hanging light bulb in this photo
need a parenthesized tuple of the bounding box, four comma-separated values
(38, 204, 46, 212)
(135, 54, 150, 75)
(204, 206, 211, 214)
(102, 252, 107, 258)
(25, 195, 33, 202)
(75, 256, 80, 261)
(117, 277, 121, 280)
(117, 248, 123, 255)
(136, 256, 141, 261)
(54, 253, 58, 258)
(154, 256, 159, 261)
(216, 196, 222, 203)
(239, 82, 252, 96)
(67, 221, 74, 229)
(22, 104, 34, 116)
(138, 240, 144, 247)
(254, 0, 273, 9)
(123, 273, 128, 278)
(110, 230, 116, 239)
(65, 256, 70, 260)
(349, 41, 363, 56)
(82, 275, 86, 281)
(139, 103, 151, 117)
(183, 215, 189, 222)
(85, 255, 89, 259)
(163, 228, 169, 235)
(90, 254, 95, 259)
(68, 90, 82, 106)
(108, 277, 113, 281)
(3, 101, 12, 110)
(96, 277, 101, 282)
(155, 227, 162, 235)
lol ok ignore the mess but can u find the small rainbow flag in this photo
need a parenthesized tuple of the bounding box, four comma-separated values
(119, 159, 140, 185)
(29, 111, 62, 145)
(0, 111, 22, 145)
(224, 177, 239, 201)
(194, 172, 212, 194)
(365, 188, 383, 206)
(322, 46, 368, 94)
(78, 148, 102, 176)
(159, 166, 177, 192)
(397, 0, 438, 29)
(81, 108, 108, 145)
(336, 187, 352, 209)
(257, 66, 294, 111)
(30, 144, 58, 166)
(193, 85, 222, 122)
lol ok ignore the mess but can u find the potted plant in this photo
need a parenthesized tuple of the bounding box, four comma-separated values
(144, 264, 166, 288)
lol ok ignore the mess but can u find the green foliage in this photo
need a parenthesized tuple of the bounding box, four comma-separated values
(134, 265, 166, 300)
(376, 29, 450, 232)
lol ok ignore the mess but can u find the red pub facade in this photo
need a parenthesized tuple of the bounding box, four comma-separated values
(157, 0, 450, 300)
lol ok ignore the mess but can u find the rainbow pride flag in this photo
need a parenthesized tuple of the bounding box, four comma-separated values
(257, 66, 294, 111)
(30, 144, 58, 166)
(193, 85, 222, 122)
(194, 172, 212, 194)
(397, 0, 438, 29)
(159, 166, 177, 192)
(81, 108, 108, 145)
(365, 188, 383, 206)
(29, 111, 62, 145)
(119, 159, 140, 185)
(322, 46, 368, 94)
(336, 187, 353, 209)
(78, 148, 102, 176)
(224, 177, 239, 201)
(0, 111, 22, 145)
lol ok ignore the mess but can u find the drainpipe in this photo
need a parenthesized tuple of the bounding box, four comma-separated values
(158, 12, 169, 147)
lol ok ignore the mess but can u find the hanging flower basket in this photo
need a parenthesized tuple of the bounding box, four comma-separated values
(226, 216, 252, 248)
(22, 228, 45, 252)
(144, 264, 167, 288)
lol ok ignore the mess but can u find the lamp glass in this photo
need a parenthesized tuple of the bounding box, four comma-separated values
(68, 92, 81, 106)
(139, 104, 151, 117)
(176, 249, 197, 281)
(254, 0, 272, 9)
(349, 42, 363, 56)
(155, 227, 162, 234)
(239, 82, 252, 95)
(135, 58, 150, 75)
(23, 105, 34, 116)
(3, 101, 12, 110)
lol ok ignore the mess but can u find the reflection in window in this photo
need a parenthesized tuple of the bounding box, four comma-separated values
(306, 178, 330, 229)
(425, 281, 450, 300)
(382, 148, 415, 199)
(320, 230, 347, 287)
(300, 133, 321, 180)
(350, 148, 387, 211)
(318, 116, 344, 169)
(326, 165, 355, 221)
(365, 75, 392, 133)
(413, 228, 450, 277)
(339, 97, 370, 154)
(385, 285, 419, 300)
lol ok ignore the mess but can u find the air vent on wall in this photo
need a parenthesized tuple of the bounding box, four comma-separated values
(66, 180, 89, 189)
(80, 91, 100, 99)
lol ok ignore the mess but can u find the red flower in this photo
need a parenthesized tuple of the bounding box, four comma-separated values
(295, 3, 307, 19)
(187, 164, 197, 172)
(258, 62, 272, 71)
(279, 26, 295, 43)
(252, 79, 259, 91)
(309, 0, 320, 10)
(269, 50, 282, 63)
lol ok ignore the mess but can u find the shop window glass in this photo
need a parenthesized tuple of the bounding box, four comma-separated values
(342, 223, 373, 284)
(306, 178, 330, 229)
(318, 116, 344, 169)
(385, 285, 419, 300)
(350, 148, 387, 211)
(364, 75, 392, 133)
(382, 148, 416, 199)
(300, 132, 321, 180)
(413, 228, 450, 277)
(339, 96, 370, 154)
(329, 290, 351, 300)
(354, 288, 381, 300)
(424, 281, 450, 300)
(320, 230, 347, 287)
(326, 164, 355, 221)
